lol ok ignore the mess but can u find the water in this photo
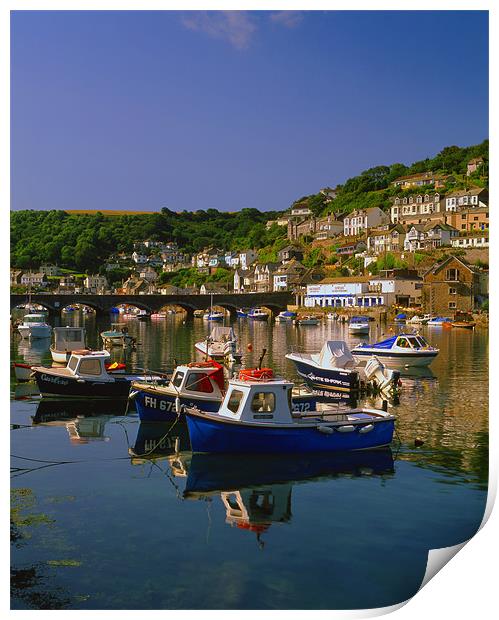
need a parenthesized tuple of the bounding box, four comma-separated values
(10, 313, 488, 609)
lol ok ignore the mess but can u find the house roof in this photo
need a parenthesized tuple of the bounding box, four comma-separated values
(423, 254, 477, 278)
(445, 187, 487, 198)
(317, 275, 371, 284)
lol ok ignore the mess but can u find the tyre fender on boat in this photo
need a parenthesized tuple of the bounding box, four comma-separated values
(317, 425, 334, 434)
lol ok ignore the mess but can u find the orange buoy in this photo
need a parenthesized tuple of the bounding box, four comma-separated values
(247, 343, 253, 351)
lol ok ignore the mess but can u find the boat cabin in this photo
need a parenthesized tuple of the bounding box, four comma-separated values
(215, 375, 294, 424)
(365, 333, 431, 351)
(65, 351, 114, 381)
(52, 326, 86, 352)
(350, 316, 369, 324)
(169, 363, 225, 399)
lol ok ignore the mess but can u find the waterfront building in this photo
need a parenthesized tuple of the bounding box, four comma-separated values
(273, 260, 307, 292)
(304, 270, 422, 308)
(422, 256, 483, 314)
(20, 272, 48, 288)
(84, 275, 108, 294)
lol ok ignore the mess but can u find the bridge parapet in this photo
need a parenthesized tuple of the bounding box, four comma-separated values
(10, 292, 294, 317)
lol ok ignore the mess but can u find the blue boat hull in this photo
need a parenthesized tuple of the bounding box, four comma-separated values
(134, 389, 317, 421)
(185, 413, 395, 454)
(292, 360, 360, 392)
(134, 389, 221, 422)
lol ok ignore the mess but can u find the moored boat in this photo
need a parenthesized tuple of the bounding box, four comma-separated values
(427, 316, 452, 326)
(50, 326, 87, 363)
(293, 315, 320, 326)
(17, 314, 52, 340)
(194, 326, 243, 362)
(131, 363, 317, 422)
(348, 316, 370, 334)
(275, 311, 297, 323)
(100, 323, 136, 348)
(31, 351, 161, 399)
(203, 310, 224, 322)
(394, 313, 407, 323)
(451, 320, 476, 329)
(247, 308, 269, 321)
(184, 372, 396, 454)
(352, 333, 439, 368)
(236, 308, 248, 318)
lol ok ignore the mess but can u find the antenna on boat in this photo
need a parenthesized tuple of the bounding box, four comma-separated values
(257, 348, 267, 370)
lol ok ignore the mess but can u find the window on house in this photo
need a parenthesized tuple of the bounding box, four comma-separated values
(446, 268, 458, 281)
(474, 216, 479, 221)
(448, 302, 457, 309)
(449, 287, 457, 295)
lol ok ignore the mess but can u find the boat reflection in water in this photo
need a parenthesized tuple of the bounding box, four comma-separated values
(129, 420, 191, 463)
(31, 399, 128, 444)
(178, 449, 395, 548)
(17, 338, 50, 366)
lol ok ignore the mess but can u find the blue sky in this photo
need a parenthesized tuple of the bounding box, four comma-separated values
(10, 10, 488, 212)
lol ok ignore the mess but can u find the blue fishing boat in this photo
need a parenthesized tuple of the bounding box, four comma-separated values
(236, 308, 248, 318)
(110, 307, 120, 314)
(247, 308, 269, 321)
(275, 311, 297, 323)
(394, 312, 407, 323)
(131, 362, 317, 422)
(184, 371, 395, 454)
(351, 333, 439, 368)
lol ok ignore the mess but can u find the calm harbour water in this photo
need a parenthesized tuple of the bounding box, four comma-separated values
(10, 312, 488, 610)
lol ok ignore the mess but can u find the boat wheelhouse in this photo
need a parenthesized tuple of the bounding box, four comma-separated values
(184, 372, 396, 454)
(203, 311, 224, 322)
(352, 333, 439, 368)
(17, 314, 52, 340)
(50, 326, 87, 363)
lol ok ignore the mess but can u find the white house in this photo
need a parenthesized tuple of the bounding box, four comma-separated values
(239, 250, 257, 270)
(132, 252, 148, 265)
(84, 275, 108, 293)
(390, 193, 442, 223)
(21, 272, 47, 288)
(404, 223, 458, 252)
(451, 234, 489, 249)
(444, 188, 488, 212)
(343, 207, 388, 236)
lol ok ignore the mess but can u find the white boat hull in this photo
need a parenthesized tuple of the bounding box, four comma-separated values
(349, 325, 369, 334)
(353, 351, 437, 369)
(18, 325, 52, 339)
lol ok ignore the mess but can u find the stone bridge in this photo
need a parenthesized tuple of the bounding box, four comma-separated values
(10, 292, 295, 318)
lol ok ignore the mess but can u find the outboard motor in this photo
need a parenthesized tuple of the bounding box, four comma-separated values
(364, 356, 400, 393)
(223, 339, 237, 364)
